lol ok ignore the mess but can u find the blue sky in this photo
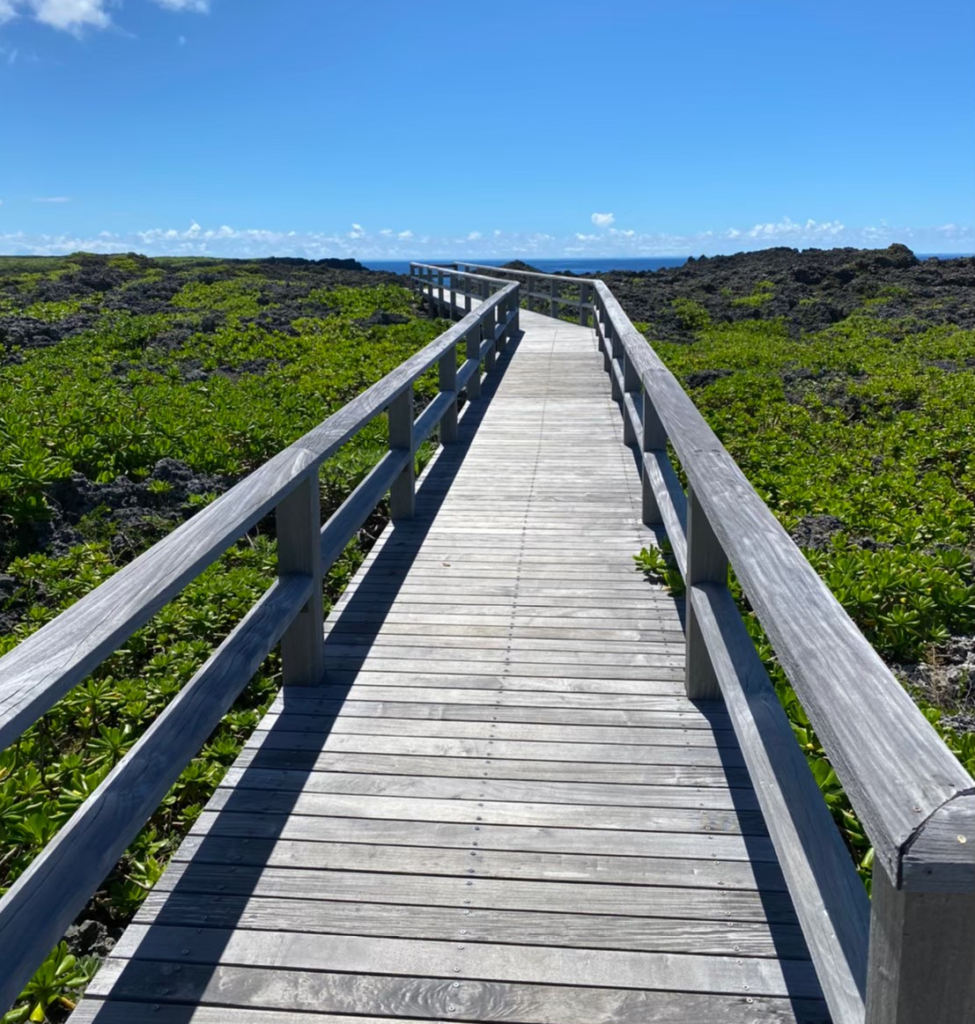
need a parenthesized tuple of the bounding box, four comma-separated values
(1, 0, 973, 259)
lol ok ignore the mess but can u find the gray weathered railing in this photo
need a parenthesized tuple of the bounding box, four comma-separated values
(0, 268, 519, 1014)
(415, 260, 594, 325)
(419, 262, 975, 1024)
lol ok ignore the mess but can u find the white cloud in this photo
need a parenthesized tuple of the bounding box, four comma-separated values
(0, 0, 208, 36)
(33, 196, 70, 203)
(467, 231, 481, 241)
(152, 0, 208, 10)
(745, 216, 845, 240)
(27, 0, 110, 32)
(591, 212, 615, 228)
(348, 222, 365, 239)
(1, 217, 971, 261)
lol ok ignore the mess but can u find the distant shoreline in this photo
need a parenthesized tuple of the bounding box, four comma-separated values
(363, 253, 973, 276)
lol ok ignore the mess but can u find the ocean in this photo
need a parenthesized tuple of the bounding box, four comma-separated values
(361, 254, 968, 277)
(361, 258, 688, 276)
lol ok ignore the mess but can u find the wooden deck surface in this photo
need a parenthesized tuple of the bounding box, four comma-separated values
(76, 308, 830, 1023)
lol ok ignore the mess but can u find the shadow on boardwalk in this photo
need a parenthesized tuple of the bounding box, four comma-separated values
(86, 322, 826, 1022)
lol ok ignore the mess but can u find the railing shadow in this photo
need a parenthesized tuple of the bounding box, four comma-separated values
(87, 332, 524, 1016)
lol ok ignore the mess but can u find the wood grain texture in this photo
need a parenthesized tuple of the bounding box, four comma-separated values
(0, 574, 312, 1015)
(77, 297, 825, 1023)
(84, 959, 831, 1023)
(865, 862, 975, 1024)
(691, 581, 869, 1024)
(593, 279, 975, 888)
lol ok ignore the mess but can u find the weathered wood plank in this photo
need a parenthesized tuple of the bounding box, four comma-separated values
(182, 812, 779, 876)
(83, 959, 832, 1023)
(270, 692, 730, 725)
(231, 747, 753, 788)
(205, 787, 766, 836)
(217, 766, 757, 810)
(255, 711, 737, 749)
(242, 729, 748, 768)
(111, 923, 824, 999)
(154, 861, 796, 915)
(135, 889, 809, 958)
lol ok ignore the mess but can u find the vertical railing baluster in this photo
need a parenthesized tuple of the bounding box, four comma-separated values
(622, 352, 640, 446)
(277, 474, 324, 686)
(641, 393, 665, 526)
(464, 274, 472, 313)
(608, 324, 619, 394)
(389, 386, 415, 520)
(549, 279, 556, 318)
(865, 866, 975, 1024)
(466, 324, 482, 400)
(436, 269, 445, 317)
(484, 301, 497, 374)
(684, 485, 727, 699)
(580, 282, 590, 327)
(439, 341, 458, 444)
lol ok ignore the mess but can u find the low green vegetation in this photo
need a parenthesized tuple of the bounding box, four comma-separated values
(730, 278, 775, 308)
(633, 301, 975, 885)
(0, 253, 446, 1020)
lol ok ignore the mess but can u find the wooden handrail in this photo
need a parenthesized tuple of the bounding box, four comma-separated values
(0, 268, 519, 1014)
(427, 261, 593, 326)
(591, 280, 975, 891)
(579, 274, 973, 1024)
(428, 258, 975, 1023)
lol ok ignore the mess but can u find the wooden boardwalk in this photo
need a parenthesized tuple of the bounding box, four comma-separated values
(74, 306, 828, 1022)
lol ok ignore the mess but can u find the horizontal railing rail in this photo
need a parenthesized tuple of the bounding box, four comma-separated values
(0, 268, 520, 1014)
(426, 262, 975, 1024)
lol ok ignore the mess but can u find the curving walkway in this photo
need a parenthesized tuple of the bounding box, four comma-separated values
(75, 307, 828, 1023)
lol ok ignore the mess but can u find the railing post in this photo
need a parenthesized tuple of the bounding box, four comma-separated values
(608, 325, 620, 395)
(484, 305, 497, 373)
(388, 386, 415, 520)
(622, 352, 640, 446)
(642, 393, 665, 526)
(512, 286, 520, 334)
(464, 274, 472, 314)
(436, 269, 445, 317)
(865, 864, 975, 1024)
(277, 474, 324, 686)
(549, 279, 556, 318)
(439, 342, 458, 444)
(580, 282, 590, 327)
(685, 484, 727, 699)
(466, 326, 482, 400)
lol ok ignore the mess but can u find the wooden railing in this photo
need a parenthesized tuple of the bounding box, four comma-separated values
(422, 263, 975, 1024)
(0, 268, 520, 1013)
(416, 260, 594, 324)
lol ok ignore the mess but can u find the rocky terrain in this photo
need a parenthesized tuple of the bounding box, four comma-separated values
(566, 244, 975, 339)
